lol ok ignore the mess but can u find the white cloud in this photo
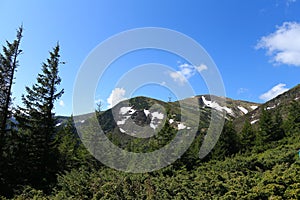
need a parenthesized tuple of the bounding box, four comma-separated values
(107, 88, 127, 108)
(59, 100, 65, 107)
(259, 83, 289, 101)
(169, 71, 187, 84)
(196, 64, 208, 72)
(256, 22, 300, 66)
(169, 63, 208, 84)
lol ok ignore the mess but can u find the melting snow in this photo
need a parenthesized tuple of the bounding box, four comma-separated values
(144, 109, 150, 116)
(251, 119, 259, 124)
(178, 123, 187, 130)
(238, 106, 248, 114)
(119, 107, 132, 115)
(201, 96, 233, 115)
(128, 108, 135, 114)
(117, 116, 130, 125)
(119, 128, 126, 133)
(150, 123, 157, 130)
(250, 105, 258, 110)
(267, 105, 276, 110)
(169, 119, 174, 124)
(151, 112, 164, 120)
(149, 112, 164, 130)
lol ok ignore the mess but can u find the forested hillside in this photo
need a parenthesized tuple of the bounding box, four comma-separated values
(0, 27, 300, 199)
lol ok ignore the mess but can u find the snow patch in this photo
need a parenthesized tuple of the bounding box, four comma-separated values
(144, 109, 150, 116)
(128, 108, 136, 114)
(119, 128, 126, 133)
(201, 96, 233, 115)
(150, 123, 158, 130)
(117, 116, 130, 125)
(169, 119, 174, 124)
(149, 112, 164, 130)
(119, 107, 132, 115)
(250, 105, 258, 110)
(295, 97, 299, 100)
(251, 119, 259, 124)
(267, 105, 276, 110)
(151, 112, 164, 120)
(55, 122, 62, 127)
(238, 106, 248, 114)
(178, 123, 187, 130)
(80, 120, 85, 123)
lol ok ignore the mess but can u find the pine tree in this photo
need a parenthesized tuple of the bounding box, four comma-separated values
(0, 26, 23, 137)
(284, 100, 300, 136)
(257, 108, 284, 147)
(0, 26, 23, 197)
(239, 119, 256, 152)
(15, 44, 64, 189)
(55, 116, 83, 172)
(211, 120, 239, 160)
(271, 109, 284, 141)
(256, 108, 273, 145)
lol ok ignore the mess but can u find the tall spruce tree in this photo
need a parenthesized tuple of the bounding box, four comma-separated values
(211, 120, 239, 160)
(0, 26, 23, 135)
(15, 44, 64, 189)
(0, 27, 23, 196)
(284, 100, 300, 136)
(239, 119, 256, 152)
(256, 108, 273, 146)
(271, 109, 284, 141)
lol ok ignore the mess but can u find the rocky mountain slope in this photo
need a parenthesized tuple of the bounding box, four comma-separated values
(88, 95, 260, 135)
(234, 84, 300, 131)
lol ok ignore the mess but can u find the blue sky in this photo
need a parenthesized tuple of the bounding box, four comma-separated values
(1, 0, 300, 116)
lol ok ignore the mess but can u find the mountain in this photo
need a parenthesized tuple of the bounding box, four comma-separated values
(81, 95, 260, 135)
(69, 83, 300, 136)
(234, 84, 300, 131)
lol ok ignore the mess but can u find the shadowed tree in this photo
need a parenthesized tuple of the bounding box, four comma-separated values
(0, 26, 23, 197)
(239, 119, 256, 152)
(15, 44, 64, 190)
(0, 26, 23, 137)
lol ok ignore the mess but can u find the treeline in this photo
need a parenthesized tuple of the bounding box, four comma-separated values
(0, 27, 299, 199)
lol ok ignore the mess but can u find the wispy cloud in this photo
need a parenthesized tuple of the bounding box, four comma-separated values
(259, 83, 289, 101)
(286, 0, 297, 7)
(107, 88, 127, 108)
(59, 100, 65, 107)
(168, 63, 208, 84)
(196, 64, 208, 72)
(237, 88, 249, 95)
(256, 22, 300, 66)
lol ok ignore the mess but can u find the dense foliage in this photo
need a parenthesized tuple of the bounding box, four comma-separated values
(0, 27, 299, 199)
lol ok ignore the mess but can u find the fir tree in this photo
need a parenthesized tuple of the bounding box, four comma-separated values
(256, 108, 273, 145)
(284, 100, 300, 136)
(0, 26, 23, 197)
(55, 116, 83, 172)
(15, 44, 64, 189)
(239, 119, 256, 152)
(0, 26, 23, 136)
(211, 120, 239, 160)
(271, 109, 284, 141)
